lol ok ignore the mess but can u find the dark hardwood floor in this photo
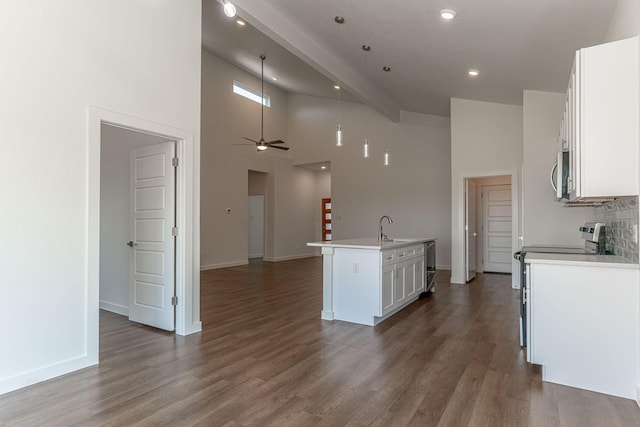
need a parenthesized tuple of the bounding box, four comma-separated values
(1, 257, 639, 426)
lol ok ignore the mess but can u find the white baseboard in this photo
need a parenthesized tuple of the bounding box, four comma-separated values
(0, 354, 97, 396)
(200, 260, 249, 271)
(99, 300, 129, 316)
(436, 264, 451, 270)
(263, 253, 316, 262)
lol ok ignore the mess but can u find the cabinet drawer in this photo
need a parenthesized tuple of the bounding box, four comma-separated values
(415, 245, 425, 256)
(395, 249, 409, 262)
(381, 250, 395, 266)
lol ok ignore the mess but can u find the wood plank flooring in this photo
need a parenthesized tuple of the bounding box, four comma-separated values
(1, 257, 639, 426)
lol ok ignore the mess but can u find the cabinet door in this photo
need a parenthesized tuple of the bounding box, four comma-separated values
(381, 264, 395, 315)
(414, 257, 425, 293)
(394, 262, 406, 306)
(404, 259, 417, 299)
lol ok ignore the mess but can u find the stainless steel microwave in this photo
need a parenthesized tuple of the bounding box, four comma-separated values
(551, 151, 570, 200)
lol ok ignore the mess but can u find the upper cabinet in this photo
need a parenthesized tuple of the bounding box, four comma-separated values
(559, 36, 639, 202)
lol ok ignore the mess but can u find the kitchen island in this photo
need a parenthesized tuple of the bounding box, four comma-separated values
(307, 237, 436, 326)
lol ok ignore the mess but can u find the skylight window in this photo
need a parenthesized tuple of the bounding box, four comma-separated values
(233, 81, 270, 107)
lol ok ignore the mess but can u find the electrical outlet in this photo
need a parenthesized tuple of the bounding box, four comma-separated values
(353, 263, 359, 273)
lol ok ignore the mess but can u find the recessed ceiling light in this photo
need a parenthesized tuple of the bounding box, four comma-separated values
(440, 9, 456, 20)
(362, 45, 371, 52)
(236, 19, 246, 26)
(271, 76, 278, 81)
(468, 69, 479, 77)
(383, 66, 391, 72)
(334, 16, 345, 24)
(334, 84, 341, 90)
(321, 166, 327, 170)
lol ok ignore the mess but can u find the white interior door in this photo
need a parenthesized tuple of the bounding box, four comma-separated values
(483, 184, 512, 273)
(128, 141, 176, 331)
(248, 195, 264, 258)
(465, 179, 477, 281)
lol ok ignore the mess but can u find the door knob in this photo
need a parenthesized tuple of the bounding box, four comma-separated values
(126, 241, 138, 247)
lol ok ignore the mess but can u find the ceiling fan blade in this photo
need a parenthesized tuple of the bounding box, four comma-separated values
(269, 145, 290, 150)
(267, 140, 286, 144)
(243, 137, 259, 144)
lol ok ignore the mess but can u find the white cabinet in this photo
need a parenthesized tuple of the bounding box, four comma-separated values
(381, 264, 395, 315)
(558, 36, 639, 202)
(380, 244, 426, 316)
(526, 261, 639, 399)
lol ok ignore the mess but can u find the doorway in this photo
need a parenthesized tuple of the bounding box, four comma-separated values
(463, 174, 516, 284)
(100, 125, 175, 326)
(88, 107, 201, 364)
(248, 170, 268, 260)
(248, 195, 264, 259)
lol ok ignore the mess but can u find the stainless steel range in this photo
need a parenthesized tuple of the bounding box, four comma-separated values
(513, 222, 606, 347)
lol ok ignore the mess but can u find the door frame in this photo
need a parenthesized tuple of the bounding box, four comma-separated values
(452, 169, 519, 288)
(87, 106, 201, 363)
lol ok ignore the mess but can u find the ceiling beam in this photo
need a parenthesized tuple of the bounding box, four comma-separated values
(233, 0, 401, 122)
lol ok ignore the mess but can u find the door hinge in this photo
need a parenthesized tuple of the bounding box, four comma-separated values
(171, 296, 178, 306)
(171, 227, 178, 236)
(172, 157, 179, 167)
(523, 288, 528, 304)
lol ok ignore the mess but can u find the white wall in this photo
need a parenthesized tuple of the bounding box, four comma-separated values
(201, 50, 323, 267)
(522, 90, 589, 246)
(288, 95, 453, 268)
(100, 125, 172, 315)
(0, 0, 201, 395)
(270, 159, 319, 260)
(314, 171, 331, 243)
(450, 98, 523, 284)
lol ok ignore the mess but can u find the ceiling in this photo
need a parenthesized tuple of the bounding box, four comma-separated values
(202, 0, 619, 119)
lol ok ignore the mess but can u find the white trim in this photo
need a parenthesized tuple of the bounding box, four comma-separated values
(99, 301, 129, 316)
(88, 106, 201, 345)
(263, 253, 316, 262)
(201, 260, 249, 270)
(0, 355, 95, 396)
(436, 264, 451, 271)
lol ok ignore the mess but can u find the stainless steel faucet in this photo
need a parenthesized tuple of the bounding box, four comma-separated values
(378, 215, 393, 241)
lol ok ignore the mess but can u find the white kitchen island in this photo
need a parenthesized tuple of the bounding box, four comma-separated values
(307, 237, 436, 326)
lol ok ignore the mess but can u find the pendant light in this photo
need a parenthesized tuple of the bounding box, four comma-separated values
(334, 16, 345, 147)
(222, 0, 236, 17)
(336, 85, 343, 147)
(363, 138, 369, 158)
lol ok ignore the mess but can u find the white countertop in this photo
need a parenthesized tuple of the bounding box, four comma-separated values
(307, 237, 436, 250)
(525, 252, 639, 269)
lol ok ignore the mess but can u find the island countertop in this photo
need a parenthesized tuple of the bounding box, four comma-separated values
(307, 237, 436, 250)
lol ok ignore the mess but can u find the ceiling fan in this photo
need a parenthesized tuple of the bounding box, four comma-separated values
(236, 55, 290, 152)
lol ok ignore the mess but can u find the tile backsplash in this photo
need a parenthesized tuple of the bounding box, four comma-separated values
(591, 196, 638, 262)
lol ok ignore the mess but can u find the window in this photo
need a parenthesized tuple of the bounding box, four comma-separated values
(233, 80, 270, 107)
